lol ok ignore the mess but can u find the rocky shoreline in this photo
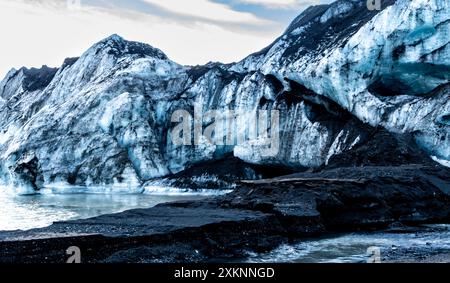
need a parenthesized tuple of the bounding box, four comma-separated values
(1, 128, 450, 263)
(1, 161, 449, 263)
(0, 0, 449, 264)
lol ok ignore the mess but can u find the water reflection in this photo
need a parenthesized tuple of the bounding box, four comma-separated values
(0, 191, 202, 231)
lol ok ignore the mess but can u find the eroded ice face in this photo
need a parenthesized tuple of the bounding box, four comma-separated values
(0, 0, 449, 192)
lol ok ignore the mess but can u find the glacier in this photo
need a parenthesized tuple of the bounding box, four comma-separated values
(0, 0, 449, 191)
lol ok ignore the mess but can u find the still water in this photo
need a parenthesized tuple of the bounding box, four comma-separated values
(2, 187, 449, 263)
(0, 187, 206, 231)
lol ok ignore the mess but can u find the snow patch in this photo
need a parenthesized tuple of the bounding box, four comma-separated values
(143, 186, 232, 196)
(431, 156, 450, 168)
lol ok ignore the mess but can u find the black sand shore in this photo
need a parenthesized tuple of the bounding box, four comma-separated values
(1, 163, 450, 263)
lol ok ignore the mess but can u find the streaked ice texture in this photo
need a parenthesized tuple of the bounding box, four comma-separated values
(0, 0, 449, 192)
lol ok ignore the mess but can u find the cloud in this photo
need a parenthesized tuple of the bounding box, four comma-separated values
(0, 0, 280, 79)
(142, 0, 269, 24)
(235, 0, 323, 9)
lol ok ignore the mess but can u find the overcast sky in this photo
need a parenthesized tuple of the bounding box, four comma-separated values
(0, 0, 332, 79)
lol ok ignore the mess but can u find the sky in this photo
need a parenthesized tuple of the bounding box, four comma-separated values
(0, 0, 333, 79)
